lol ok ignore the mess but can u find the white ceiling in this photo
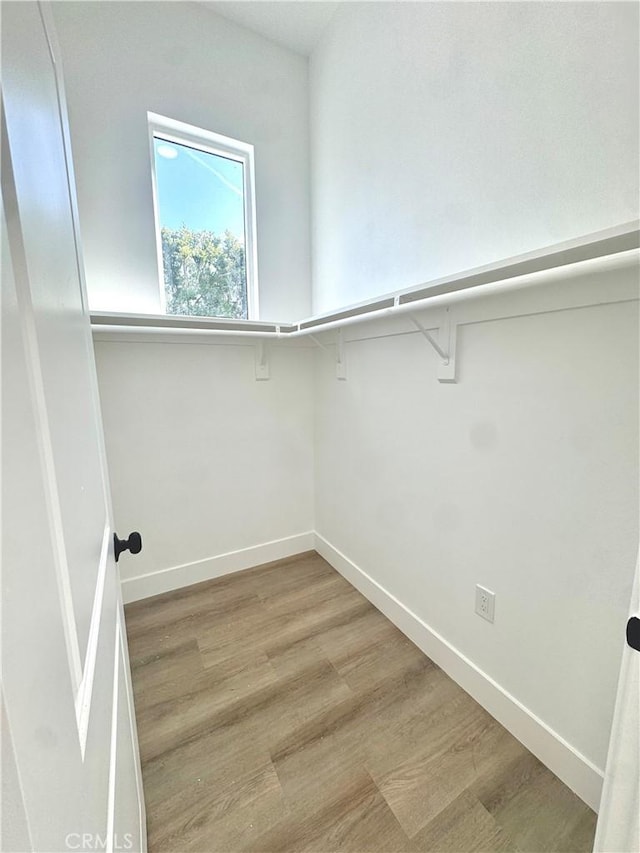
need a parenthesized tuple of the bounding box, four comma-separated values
(200, 1, 340, 56)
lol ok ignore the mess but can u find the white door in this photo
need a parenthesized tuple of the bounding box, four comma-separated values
(594, 553, 640, 852)
(1, 2, 146, 851)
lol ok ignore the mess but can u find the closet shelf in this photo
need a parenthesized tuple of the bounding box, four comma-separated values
(91, 220, 639, 340)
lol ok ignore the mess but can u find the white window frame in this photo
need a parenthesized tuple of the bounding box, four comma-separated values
(147, 111, 259, 320)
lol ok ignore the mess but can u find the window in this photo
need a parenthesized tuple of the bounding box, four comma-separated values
(148, 113, 259, 320)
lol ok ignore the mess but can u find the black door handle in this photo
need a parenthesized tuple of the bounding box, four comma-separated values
(114, 531, 142, 563)
(627, 617, 640, 652)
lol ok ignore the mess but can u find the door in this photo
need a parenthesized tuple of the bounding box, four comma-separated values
(1, 2, 145, 851)
(594, 554, 640, 852)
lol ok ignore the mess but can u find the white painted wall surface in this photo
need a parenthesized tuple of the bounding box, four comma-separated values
(55, 0, 639, 810)
(310, 1, 640, 314)
(314, 265, 639, 779)
(1, 695, 31, 853)
(94, 339, 315, 599)
(52, 1, 311, 321)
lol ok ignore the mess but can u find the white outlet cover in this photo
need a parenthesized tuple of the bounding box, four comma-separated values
(475, 584, 495, 623)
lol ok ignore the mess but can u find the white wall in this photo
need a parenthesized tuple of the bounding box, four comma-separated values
(313, 260, 639, 794)
(310, 1, 640, 314)
(1, 694, 31, 853)
(94, 337, 315, 600)
(61, 0, 639, 811)
(53, 1, 311, 322)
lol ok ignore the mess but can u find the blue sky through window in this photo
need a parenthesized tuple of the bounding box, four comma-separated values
(153, 138, 246, 241)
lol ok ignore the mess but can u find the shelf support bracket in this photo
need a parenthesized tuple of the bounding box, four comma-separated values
(309, 332, 346, 380)
(336, 329, 347, 380)
(410, 316, 448, 361)
(308, 334, 330, 352)
(438, 308, 457, 383)
(410, 308, 457, 383)
(255, 340, 270, 380)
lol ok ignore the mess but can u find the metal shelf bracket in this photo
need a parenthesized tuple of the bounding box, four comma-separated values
(410, 308, 457, 383)
(255, 340, 270, 380)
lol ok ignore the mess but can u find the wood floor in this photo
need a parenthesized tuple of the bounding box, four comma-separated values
(124, 552, 597, 853)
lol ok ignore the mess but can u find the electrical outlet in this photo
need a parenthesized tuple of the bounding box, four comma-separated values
(475, 585, 495, 623)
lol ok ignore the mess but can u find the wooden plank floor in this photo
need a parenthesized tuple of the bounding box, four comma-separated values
(124, 552, 597, 853)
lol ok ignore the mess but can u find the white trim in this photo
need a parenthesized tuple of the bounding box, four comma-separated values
(147, 120, 167, 315)
(75, 520, 110, 756)
(314, 532, 605, 812)
(120, 532, 315, 603)
(120, 627, 146, 852)
(1, 130, 84, 693)
(106, 625, 120, 853)
(594, 553, 640, 850)
(113, 609, 147, 852)
(114, 595, 147, 850)
(147, 112, 259, 320)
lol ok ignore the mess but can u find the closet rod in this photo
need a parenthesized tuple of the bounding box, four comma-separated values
(286, 247, 639, 339)
(91, 221, 639, 340)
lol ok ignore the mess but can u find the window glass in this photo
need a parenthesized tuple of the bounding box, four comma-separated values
(153, 136, 248, 319)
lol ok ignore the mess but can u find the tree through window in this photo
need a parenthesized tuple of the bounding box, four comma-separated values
(149, 114, 259, 319)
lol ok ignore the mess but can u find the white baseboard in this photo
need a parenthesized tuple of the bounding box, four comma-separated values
(314, 532, 604, 812)
(120, 528, 604, 810)
(120, 532, 315, 604)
